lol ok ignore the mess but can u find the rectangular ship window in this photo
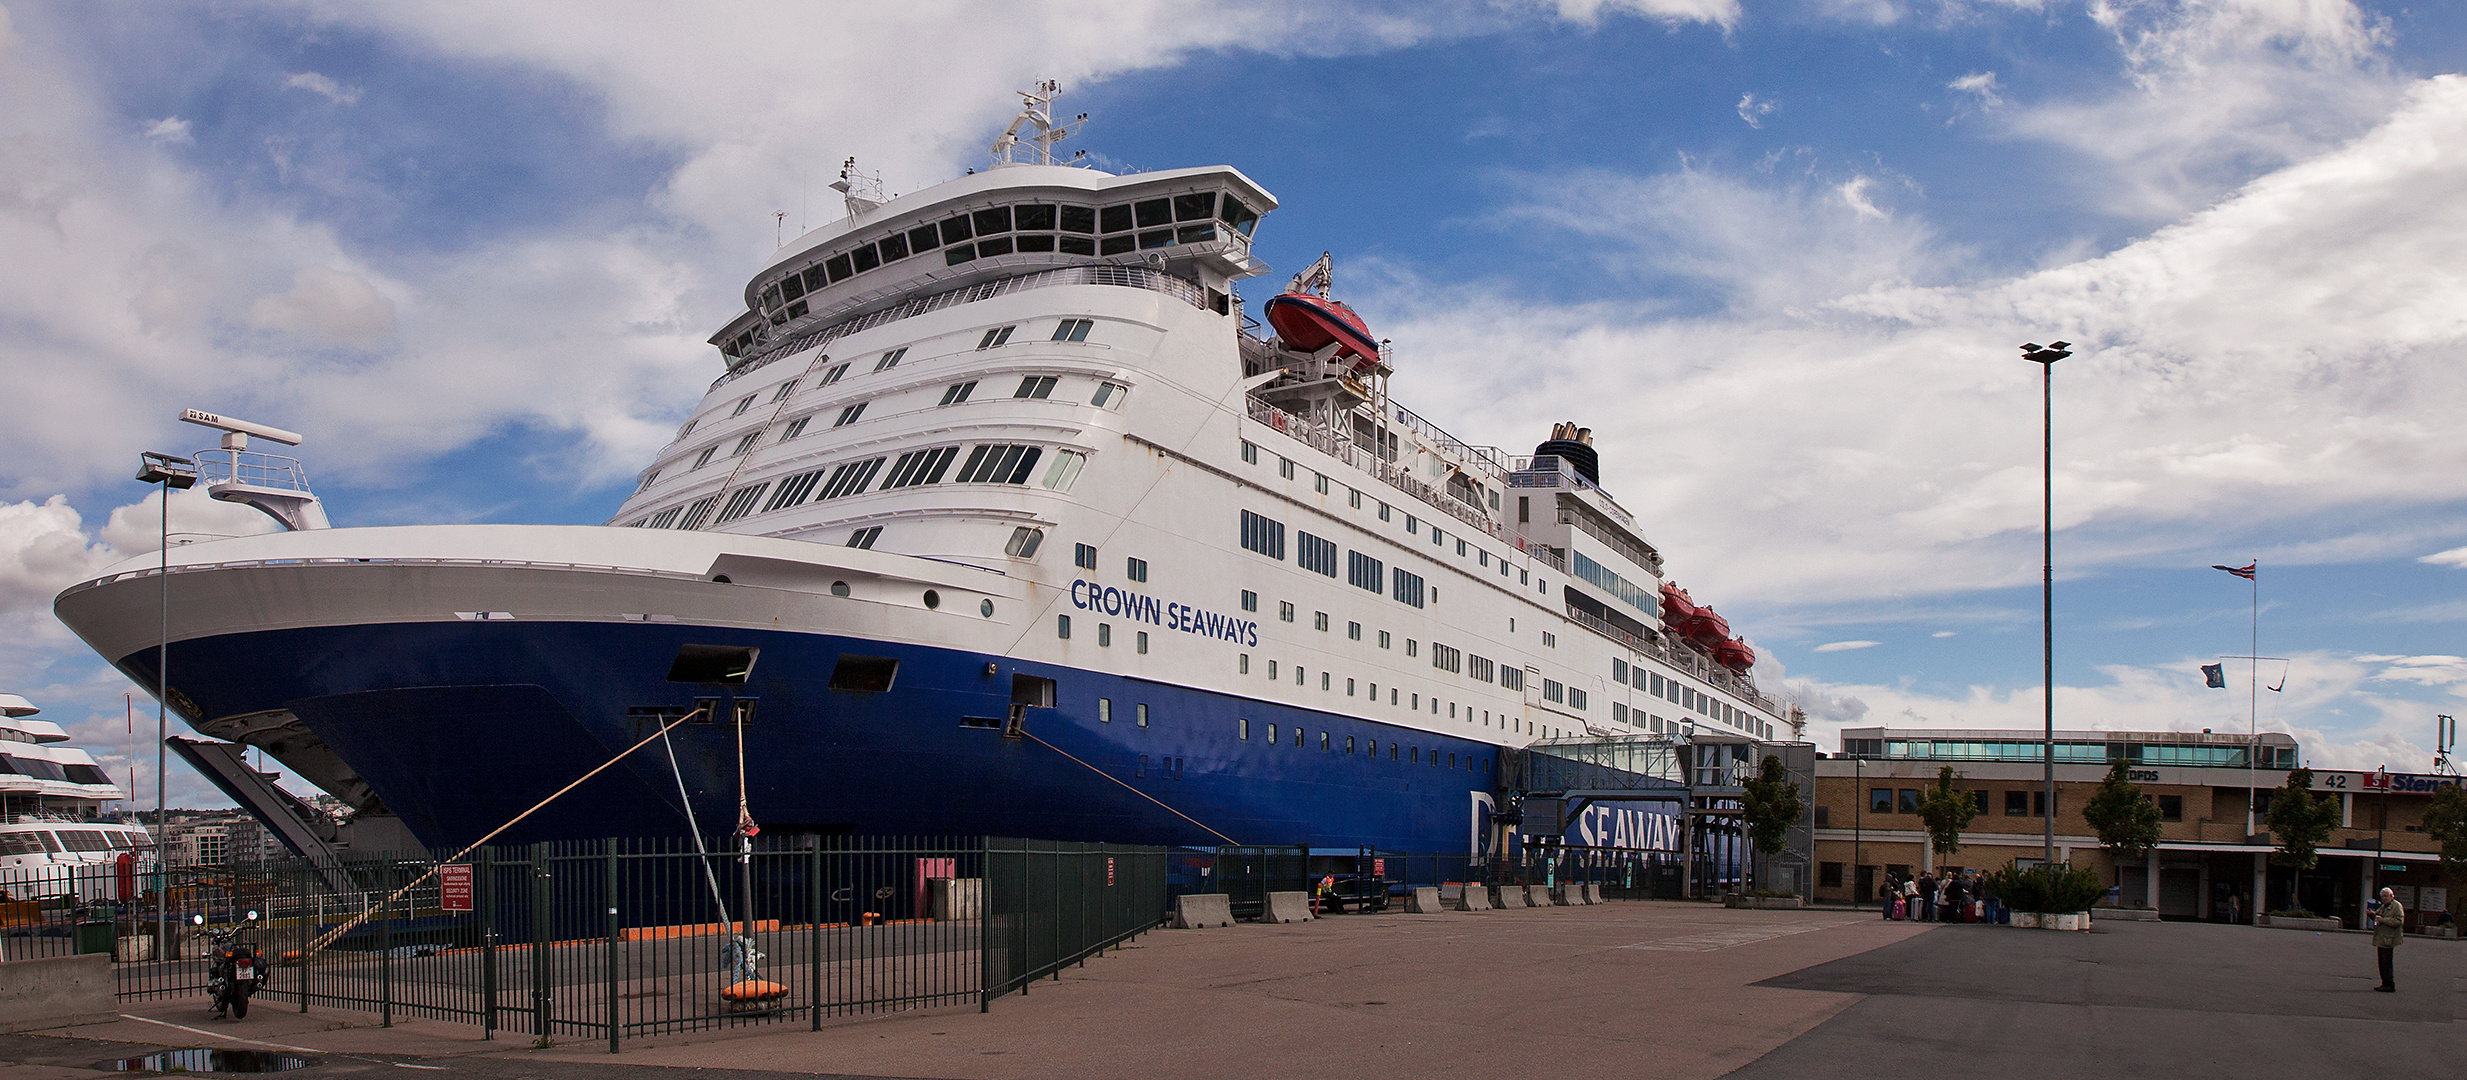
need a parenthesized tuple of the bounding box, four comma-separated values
(827, 655, 898, 692)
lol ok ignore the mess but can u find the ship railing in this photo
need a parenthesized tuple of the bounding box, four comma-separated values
(1388, 403, 1511, 483)
(716, 264, 1208, 389)
(1245, 398, 1505, 540)
(193, 449, 313, 494)
(1565, 602, 1778, 715)
(1515, 536, 1570, 574)
(1558, 506, 1659, 575)
(1508, 456, 1637, 530)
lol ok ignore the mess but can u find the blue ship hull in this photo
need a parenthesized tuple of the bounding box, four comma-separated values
(125, 621, 1503, 853)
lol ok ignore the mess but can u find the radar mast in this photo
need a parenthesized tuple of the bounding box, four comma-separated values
(989, 80, 1088, 168)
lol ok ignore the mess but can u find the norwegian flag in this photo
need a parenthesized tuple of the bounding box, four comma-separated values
(2211, 562, 2256, 580)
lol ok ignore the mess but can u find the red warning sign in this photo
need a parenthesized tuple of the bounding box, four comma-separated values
(439, 864, 474, 912)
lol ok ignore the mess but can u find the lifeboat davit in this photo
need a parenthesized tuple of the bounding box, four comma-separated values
(1713, 638, 1755, 674)
(1265, 292, 1382, 374)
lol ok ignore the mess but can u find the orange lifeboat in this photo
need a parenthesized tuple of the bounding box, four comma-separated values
(1265, 292, 1382, 375)
(1659, 582, 1698, 632)
(1712, 638, 1755, 674)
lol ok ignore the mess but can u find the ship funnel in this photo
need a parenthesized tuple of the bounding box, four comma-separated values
(1534, 420, 1600, 485)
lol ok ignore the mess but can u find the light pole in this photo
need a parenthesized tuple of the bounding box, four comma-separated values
(2021, 341, 2071, 866)
(1852, 752, 1864, 910)
(134, 450, 196, 956)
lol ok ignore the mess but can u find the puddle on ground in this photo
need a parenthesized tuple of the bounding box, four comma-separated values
(102, 1049, 312, 1073)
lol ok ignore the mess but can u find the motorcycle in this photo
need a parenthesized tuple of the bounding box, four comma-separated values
(192, 911, 262, 1019)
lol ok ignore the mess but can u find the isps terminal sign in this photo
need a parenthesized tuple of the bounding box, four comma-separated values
(438, 864, 474, 912)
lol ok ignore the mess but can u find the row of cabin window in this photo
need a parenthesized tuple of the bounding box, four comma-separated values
(1234, 663, 1569, 740)
(652, 370, 1123, 489)
(1607, 702, 1682, 736)
(1607, 656, 1769, 738)
(679, 316, 1102, 449)
(1239, 439, 1552, 599)
(1237, 717, 1492, 771)
(630, 443, 1086, 531)
(752, 192, 1262, 330)
(1221, 595, 1582, 717)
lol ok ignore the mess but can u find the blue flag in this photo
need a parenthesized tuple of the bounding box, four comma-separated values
(2201, 663, 2225, 688)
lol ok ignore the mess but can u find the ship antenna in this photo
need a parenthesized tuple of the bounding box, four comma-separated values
(828, 156, 887, 218)
(990, 79, 1087, 168)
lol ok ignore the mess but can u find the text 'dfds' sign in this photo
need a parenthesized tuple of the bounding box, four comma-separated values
(438, 864, 474, 912)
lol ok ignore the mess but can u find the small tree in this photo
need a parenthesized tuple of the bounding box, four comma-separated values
(2082, 761, 2164, 892)
(1916, 765, 1979, 866)
(1739, 754, 1804, 895)
(2424, 783, 2467, 882)
(2265, 767, 2341, 914)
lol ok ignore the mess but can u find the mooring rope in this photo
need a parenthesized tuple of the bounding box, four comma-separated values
(1018, 729, 1240, 846)
(302, 706, 706, 955)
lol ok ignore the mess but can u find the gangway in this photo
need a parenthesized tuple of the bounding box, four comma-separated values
(168, 736, 355, 894)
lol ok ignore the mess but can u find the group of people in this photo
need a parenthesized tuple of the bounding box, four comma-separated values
(1878, 868, 1991, 923)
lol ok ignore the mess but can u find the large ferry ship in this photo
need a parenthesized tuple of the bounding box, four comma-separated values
(54, 87, 1783, 857)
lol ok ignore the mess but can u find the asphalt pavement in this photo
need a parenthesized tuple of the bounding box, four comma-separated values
(2, 905, 2454, 1079)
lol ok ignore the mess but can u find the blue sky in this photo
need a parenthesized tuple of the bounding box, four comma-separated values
(2, 0, 2463, 808)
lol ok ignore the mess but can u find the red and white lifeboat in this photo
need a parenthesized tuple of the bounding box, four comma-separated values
(1659, 582, 1699, 631)
(1712, 637, 1755, 674)
(1683, 605, 1730, 649)
(1264, 292, 1382, 375)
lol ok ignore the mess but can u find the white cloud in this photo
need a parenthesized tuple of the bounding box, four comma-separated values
(282, 71, 361, 105)
(1947, 71, 2000, 108)
(1548, 0, 1739, 27)
(1932, 630, 1957, 637)
(248, 266, 397, 345)
(1737, 92, 1775, 128)
(142, 117, 192, 145)
(1998, 0, 2403, 221)
(0, 497, 114, 615)
(1386, 75, 2467, 610)
(2421, 546, 2467, 568)
(1780, 651, 2441, 772)
(1836, 174, 1889, 220)
(1814, 640, 1882, 652)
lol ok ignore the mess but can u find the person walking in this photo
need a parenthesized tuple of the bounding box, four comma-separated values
(2373, 886, 2405, 992)
(1918, 871, 1937, 922)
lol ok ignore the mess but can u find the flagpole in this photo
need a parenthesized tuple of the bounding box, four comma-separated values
(2248, 561, 2258, 837)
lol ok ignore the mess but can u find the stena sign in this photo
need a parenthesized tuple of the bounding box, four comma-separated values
(1070, 579, 1259, 646)
(2360, 772, 2461, 795)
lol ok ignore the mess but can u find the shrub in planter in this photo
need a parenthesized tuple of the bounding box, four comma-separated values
(1984, 860, 2105, 914)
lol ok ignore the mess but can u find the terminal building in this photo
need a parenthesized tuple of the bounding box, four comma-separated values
(1809, 727, 2459, 932)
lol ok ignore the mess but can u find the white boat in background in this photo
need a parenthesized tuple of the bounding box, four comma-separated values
(0, 693, 152, 897)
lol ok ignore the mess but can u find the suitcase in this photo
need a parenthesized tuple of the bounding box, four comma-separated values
(1892, 898, 1906, 921)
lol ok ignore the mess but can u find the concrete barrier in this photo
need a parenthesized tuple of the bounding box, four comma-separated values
(1493, 885, 1528, 909)
(1404, 887, 1444, 914)
(1455, 884, 1492, 911)
(1174, 893, 1235, 929)
(1526, 885, 1557, 907)
(1584, 883, 1603, 904)
(1556, 883, 1588, 906)
(1261, 891, 1315, 923)
(0, 953, 115, 1034)
(928, 878, 983, 922)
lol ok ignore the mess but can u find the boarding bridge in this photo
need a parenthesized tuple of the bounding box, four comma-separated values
(168, 737, 355, 894)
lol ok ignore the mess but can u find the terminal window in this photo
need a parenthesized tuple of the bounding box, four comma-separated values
(2006, 790, 2029, 816)
(2156, 794, 2183, 821)
(1897, 789, 1920, 814)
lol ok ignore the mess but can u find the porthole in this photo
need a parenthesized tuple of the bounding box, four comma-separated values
(981, 599, 995, 618)
(830, 580, 850, 597)
(923, 589, 941, 610)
